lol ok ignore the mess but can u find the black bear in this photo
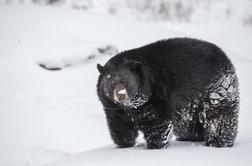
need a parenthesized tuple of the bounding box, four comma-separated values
(96, 38, 239, 149)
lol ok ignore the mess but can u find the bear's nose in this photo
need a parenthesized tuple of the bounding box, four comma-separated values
(113, 83, 128, 103)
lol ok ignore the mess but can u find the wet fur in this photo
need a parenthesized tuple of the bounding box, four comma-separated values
(97, 38, 239, 149)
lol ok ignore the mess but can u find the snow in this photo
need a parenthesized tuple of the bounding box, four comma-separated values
(43, 140, 252, 166)
(0, 3, 252, 166)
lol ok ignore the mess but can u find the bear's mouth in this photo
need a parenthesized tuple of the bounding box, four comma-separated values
(113, 83, 129, 103)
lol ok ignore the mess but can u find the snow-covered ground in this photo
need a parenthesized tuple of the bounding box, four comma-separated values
(0, 4, 252, 166)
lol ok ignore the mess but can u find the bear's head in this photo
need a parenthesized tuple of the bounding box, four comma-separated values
(97, 60, 151, 109)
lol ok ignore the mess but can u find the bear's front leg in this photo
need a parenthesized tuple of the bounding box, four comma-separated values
(142, 120, 173, 149)
(105, 109, 138, 148)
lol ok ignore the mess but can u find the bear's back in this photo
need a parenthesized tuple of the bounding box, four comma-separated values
(110, 38, 232, 72)
(106, 38, 235, 99)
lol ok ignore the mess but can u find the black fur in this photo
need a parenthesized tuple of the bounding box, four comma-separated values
(96, 38, 239, 149)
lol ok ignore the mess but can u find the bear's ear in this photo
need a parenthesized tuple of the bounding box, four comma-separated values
(97, 63, 104, 74)
(129, 61, 142, 73)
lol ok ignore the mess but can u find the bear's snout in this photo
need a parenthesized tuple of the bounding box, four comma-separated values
(113, 83, 129, 103)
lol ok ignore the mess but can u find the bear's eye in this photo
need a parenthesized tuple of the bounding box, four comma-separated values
(122, 81, 128, 86)
(113, 83, 128, 103)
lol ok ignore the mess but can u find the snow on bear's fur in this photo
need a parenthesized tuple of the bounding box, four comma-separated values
(96, 38, 239, 149)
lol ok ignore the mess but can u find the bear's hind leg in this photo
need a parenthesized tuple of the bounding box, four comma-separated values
(201, 73, 239, 147)
(173, 101, 205, 142)
(202, 105, 239, 147)
(175, 125, 204, 142)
